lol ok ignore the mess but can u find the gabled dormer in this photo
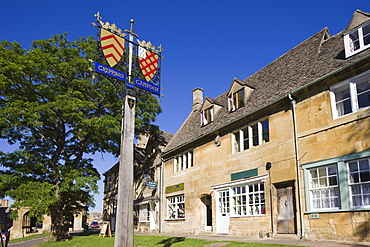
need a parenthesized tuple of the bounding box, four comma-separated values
(227, 78, 254, 112)
(344, 10, 370, 58)
(200, 97, 222, 126)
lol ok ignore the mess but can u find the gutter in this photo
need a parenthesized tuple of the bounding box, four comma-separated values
(162, 52, 370, 158)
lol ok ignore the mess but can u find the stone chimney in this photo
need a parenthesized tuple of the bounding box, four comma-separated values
(136, 134, 149, 148)
(192, 88, 203, 111)
(0, 199, 9, 207)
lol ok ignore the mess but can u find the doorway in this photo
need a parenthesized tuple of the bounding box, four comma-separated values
(200, 195, 212, 232)
(276, 183, 296, 234)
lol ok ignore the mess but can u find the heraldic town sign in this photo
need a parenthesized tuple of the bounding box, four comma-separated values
(92, 12, 163, 96)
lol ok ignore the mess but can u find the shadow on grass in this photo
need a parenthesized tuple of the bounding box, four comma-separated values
(157, 237, 185, 247)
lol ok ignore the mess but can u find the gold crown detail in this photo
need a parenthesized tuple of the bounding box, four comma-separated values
(92, 12, 127, 38)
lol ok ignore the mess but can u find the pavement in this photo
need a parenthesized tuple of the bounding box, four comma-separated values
(7, 231, 370, 247)
(8, 236, 47, 247)
(135, 232, 370, 247)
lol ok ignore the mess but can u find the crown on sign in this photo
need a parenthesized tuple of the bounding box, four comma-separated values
(137, 40, 163, 54)
(92, 12, 127, 38)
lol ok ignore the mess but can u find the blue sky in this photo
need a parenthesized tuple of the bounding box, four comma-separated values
(1, 0, 369, 213)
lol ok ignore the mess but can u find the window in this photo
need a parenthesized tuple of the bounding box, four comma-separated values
(219, 190, 230, 215)
(138, 203, 150, 222)
(229, 88, 245, 111)
(174, 151, 193, 172)
(167, 195, 185, 219)
(331, 70, 370, 118)
(233, 119, 269, 153)
(308, 165, 339, 210)
(344, 21, 370, 57)
(202, 107, 214, 125)
(232, 183, 265, 216)
(213, 178, 267, 218)
(348, 158, 370, 207)
(303, 150, 370, 212)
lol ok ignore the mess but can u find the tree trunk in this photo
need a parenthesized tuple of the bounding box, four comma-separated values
(49, 202, 70, 241)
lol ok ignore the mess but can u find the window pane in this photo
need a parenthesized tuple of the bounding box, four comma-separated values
(328, 166, 337, 175)
(349, 31, 360, 52)
(319, 167, 327, 177)
(359, 159, 370, 170)
(349, 162, 358, 172)
(334, 83, 352, 116)
(360, 172, 370, 182)
(237, 89, 245, 108)
(311, 178, 319, 188)
(363, 23, 370, 46)
(242, 127, 250, 150)
(356, 75, 370, 109)
(363, 184, 370, 194)
(234, 131, 240, 152)
(311, 169, 318, 178)
(329, 176, 337, 186)
(261, 119, 269, 143)
(353, 195, 362, 207)
(252, 124, 258, 146)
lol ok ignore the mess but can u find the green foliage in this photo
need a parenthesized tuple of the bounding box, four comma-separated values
(0, 33, 161, 239)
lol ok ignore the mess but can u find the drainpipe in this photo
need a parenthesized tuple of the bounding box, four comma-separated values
(158, 158, 164, 233)
(288, 94, 304, 239)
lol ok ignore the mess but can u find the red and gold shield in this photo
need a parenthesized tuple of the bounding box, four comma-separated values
(138, 47, 159, 82)
(100, 29, 124, 67)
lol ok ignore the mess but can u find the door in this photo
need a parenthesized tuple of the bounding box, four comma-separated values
(216, 190, 230, 234)
(276, 184, 296, 234)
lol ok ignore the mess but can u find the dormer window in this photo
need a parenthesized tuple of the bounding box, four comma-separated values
(200, 97, 222, 126)
(344, 20, 370, 57)
(230, 88, 245, 111)
(202, 106, 214, 125)
(227, 78, 254, 112)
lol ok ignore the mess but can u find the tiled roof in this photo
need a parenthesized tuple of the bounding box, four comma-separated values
(163, 10, 370, 156)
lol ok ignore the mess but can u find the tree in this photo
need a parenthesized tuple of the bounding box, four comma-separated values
(0, 33, 161, 240)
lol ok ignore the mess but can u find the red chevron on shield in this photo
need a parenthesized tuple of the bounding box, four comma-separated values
(100, 29, 124, 68)
(138, 47, 159, 82)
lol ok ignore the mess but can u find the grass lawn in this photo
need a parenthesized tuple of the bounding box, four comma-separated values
(31, 232, 304, 247)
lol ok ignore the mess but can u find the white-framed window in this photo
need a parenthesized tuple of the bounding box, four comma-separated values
(348, 158, 370, 208)
(303, 150, 370, 212)
(202, 106, 214, 126)
(308, 165, 340, 210)
(344, 21, 370, 57)
(174, 151, 193, 172)
(330, 70, 370, 118)
(212, 175, 268, 218)
(167, 194, 185, 219)
(232, 183, 265, 216)
(233, 119, 269, 153)
(138, 203, 150, 222)
(229, 88, 245, 112)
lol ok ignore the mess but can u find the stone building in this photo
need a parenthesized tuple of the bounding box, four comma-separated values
(103, 131, 173, 232)
(160, 9, 370, 242)
(9, 207, 85, 239)
(0, 200, 12, 231)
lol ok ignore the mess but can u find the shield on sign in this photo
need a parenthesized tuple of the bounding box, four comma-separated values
(100, 29, 124, 67)
(138, 46, 159, 82)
